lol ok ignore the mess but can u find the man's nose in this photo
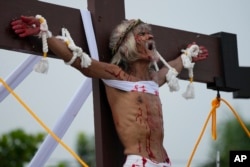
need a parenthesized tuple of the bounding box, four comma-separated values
(148, 34, 154, 40)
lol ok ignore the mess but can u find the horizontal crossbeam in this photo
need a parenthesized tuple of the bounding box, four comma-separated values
(1, 1, 222, 84)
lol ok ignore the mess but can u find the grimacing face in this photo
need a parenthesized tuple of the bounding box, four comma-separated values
(133, 24, 157, 61)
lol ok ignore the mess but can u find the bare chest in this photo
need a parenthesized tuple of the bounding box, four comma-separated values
(106, 87, 163, 123)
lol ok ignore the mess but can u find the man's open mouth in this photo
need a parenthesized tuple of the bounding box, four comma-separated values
(147, 41, 155, 51)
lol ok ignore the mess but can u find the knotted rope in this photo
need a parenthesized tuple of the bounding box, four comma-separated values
(187, 94, 250, 167)
(33, 15, 52, 74)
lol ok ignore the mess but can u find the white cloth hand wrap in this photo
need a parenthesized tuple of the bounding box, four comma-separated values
(180, 44, 199, 99)
(33, 15, 52, 74)
(166, 68, 180, 92)
(35, 15, 52, 40)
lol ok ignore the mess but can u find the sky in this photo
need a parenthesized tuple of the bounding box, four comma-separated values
(0, 0, 250, 166)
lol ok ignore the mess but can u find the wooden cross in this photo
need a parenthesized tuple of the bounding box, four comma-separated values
(1, 0, 250, 166)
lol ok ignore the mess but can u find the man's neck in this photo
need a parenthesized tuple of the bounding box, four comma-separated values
(127, 60, 153, 80)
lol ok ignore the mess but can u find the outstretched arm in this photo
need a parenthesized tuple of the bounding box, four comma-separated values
(157, 44, 208, 86)
(157, 56, 183, 86)
(46, 36, 121, 79)
(11, 15, 130, 80)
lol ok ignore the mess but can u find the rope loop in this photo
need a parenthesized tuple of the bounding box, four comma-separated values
(186, 95, 250, 167)
(211, 98, 220, 108)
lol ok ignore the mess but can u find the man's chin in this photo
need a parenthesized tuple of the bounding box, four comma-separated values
(148, 51, 159, 62)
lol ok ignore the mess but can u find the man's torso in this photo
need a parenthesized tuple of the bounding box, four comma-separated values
(104, 81, 169, 163)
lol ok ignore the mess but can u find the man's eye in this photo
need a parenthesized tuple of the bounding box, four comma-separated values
(138, 32, 145, 36)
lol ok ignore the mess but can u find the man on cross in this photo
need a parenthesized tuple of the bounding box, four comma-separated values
(11, 16, 208, 166)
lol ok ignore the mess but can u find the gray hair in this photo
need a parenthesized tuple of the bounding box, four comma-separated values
(109, 19, 152, 70)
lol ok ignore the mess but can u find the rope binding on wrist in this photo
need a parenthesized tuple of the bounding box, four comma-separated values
(33, 15, 52, 74)
(181, 44, 199, 99)
(155, 51, 180, 92)
(56, 28, 92, 68)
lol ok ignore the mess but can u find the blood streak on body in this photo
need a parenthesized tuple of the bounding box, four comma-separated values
(105, 68, 123, 79)
(105, 67, 131, 80)
(145, 105, 156, 159)
(146, 131, 155, 159)
(136, 107, 143, 124)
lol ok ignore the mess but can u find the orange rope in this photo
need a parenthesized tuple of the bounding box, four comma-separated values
(0, 78, 89, 167)
(186, 96, 250, 167)
(221, 98, 250, 137)
(211, 98, 220, 140)
(186, 107, 212, 167)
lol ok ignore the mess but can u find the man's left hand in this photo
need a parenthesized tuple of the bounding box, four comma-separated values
(192, 45, 209, 62)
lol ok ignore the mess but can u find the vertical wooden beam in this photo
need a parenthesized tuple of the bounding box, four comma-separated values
(87, 0, 126, 166)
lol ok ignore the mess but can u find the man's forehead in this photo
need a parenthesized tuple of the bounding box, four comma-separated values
(133, 23, 152, 34)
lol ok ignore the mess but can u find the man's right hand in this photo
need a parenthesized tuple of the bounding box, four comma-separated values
(11, 16, 41, 37)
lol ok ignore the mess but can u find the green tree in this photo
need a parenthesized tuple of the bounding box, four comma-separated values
(0, 129, 45, 167)
(55, 161, 69, 167)
(76, 132, 95, 167)
(199, 118, 250, 167)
